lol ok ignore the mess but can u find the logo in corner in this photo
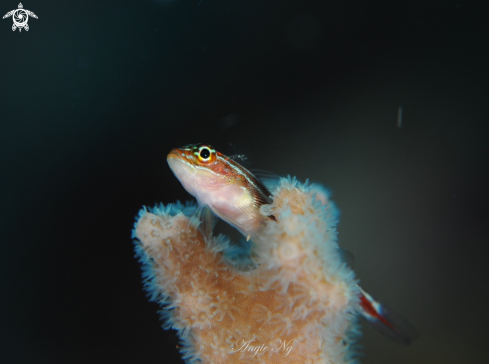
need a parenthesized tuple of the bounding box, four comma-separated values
(3, 3, 38, 32)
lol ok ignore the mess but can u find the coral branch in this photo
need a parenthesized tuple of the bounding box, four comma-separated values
(133, 178, 361, 364)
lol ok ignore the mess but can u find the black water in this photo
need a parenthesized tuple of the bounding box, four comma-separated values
(1, 1, 489, 363)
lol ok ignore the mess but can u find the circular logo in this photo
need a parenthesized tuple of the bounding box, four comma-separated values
(13, 9, 28, 27)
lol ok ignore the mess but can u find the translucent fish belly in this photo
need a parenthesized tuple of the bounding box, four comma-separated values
(133, 178, 361, 364)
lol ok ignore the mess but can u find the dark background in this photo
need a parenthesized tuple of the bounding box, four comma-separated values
(1, 0, 489, 363)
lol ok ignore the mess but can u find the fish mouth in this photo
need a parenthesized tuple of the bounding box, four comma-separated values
(167, 148, 182, 160)
(167, 148, 198, 197)
(167, 148, 196, 176)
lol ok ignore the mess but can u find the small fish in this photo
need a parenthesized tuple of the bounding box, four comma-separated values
(167, 143, 275, 240)
(168, 143, 417, 344)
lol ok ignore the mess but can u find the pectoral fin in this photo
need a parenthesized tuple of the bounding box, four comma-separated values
(190, 205, 217, 240)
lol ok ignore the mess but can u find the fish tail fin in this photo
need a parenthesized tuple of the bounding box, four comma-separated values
(358, 287, 419, 345)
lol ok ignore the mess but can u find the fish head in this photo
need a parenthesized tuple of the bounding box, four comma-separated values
(167, 143, 226, 200)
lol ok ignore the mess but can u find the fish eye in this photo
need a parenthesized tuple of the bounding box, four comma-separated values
(194, 144, 215, 163)
(196, 145, 215, 163)
(200, 148, 210, 159)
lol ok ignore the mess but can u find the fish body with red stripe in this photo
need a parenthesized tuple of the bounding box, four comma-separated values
(167, 144, 275, 240)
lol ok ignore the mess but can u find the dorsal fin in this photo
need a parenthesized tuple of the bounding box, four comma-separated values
(229, 154, 248, 162)
(251, 169, 282, 193)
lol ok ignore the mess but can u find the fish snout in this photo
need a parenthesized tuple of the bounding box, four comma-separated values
(167, 148, 181, 160)
(167, 149, 196, 178)
(167, 148, 197, 197)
